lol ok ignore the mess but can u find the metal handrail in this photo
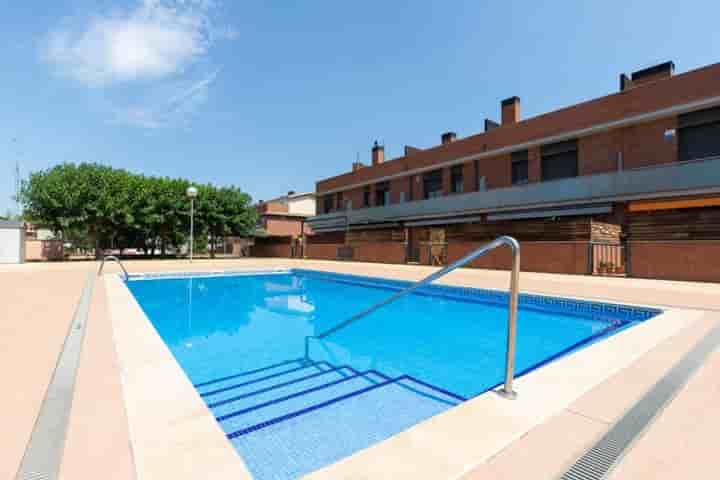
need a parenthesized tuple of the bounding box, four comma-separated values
(304, 235, 521, 399)
(98, 255, 129, 281)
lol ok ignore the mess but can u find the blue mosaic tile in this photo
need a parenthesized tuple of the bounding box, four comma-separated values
(291, 268, 661, 325)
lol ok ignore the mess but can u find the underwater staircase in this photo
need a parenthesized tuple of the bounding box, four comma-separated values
(194, 358, 467, 479)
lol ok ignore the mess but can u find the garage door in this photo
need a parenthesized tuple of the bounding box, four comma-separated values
(0, 225, 23, 263)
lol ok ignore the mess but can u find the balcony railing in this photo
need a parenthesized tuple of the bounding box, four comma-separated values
(309, 156, 720, 228)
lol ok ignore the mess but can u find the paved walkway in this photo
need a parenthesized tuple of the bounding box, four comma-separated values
(1, 258, 718, 479)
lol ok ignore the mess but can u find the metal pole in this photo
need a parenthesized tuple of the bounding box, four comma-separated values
(189, 198, 194, 262)
(498, 240, 520, 399)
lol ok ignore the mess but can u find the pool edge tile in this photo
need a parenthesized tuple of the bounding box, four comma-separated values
(302, 307, 701, 480)
(104, 274, 253, 480)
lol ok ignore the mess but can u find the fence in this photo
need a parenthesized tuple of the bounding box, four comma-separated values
(589, 241, 627, 276)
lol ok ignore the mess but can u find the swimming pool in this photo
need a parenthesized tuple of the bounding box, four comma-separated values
(126, 269, 660, 479)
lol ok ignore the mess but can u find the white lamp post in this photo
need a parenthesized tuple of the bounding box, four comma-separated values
(186, 186, 198, 262)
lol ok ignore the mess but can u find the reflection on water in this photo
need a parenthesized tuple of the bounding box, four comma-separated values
(128, 272, 616, 398)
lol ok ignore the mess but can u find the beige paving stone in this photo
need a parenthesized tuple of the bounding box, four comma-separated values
(0, 268, 88, 480)
(460, 410, 607, 480)
(3, 258, 719, 480)
(607, 348, 720, 480)
(59, 279, 135, 480)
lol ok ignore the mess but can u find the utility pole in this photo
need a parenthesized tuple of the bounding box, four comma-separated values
(15, 160, 20, 217)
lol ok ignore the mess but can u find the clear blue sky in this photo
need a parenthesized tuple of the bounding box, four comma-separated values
(1, 0, 719, 215)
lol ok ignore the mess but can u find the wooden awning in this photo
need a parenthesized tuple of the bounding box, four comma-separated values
(628, 196, 720, 212)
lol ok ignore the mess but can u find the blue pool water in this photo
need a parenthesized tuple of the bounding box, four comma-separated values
(126, 269, 659, 479)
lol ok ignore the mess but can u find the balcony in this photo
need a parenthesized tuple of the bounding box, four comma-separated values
(308, 157, 720, 230)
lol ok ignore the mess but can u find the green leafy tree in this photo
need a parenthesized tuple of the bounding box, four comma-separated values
(21, 163, 256, 258)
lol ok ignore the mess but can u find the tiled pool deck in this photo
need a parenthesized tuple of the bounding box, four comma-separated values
(2, 258, 718, 479)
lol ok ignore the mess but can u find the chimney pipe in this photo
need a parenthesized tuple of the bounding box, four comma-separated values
(619, 73, 633, 92)
(371, 141, 385, 166)
(352, 162, 365, 172)
(484, 119, 500, 132)
(441, 132, 457, 145)
(501, 96, 520, 125)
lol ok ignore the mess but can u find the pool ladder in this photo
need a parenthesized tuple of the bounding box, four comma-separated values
(305, 235, 521, 399)
(97, 255, 130, 281)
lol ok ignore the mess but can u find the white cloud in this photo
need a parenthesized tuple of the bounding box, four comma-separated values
(44, 0, 225, 86)
(113, 69, 220, 128)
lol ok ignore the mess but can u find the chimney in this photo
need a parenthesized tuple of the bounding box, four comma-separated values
(404, 145, 421, 156)
(501, 96, 520, 125)
(621, 62, 675, 90)
(619, 73, 633, 92)
(441, 131, 457, 145)
(484, 119, 500, 132)
(371, 141, 385, 166)
(352, 162, 365, 172)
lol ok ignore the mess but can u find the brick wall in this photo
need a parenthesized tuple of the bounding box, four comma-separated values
(390, 177, 409, 204)
(251, 242, 292, 258)
(317, 63, 720, 198)
(447, 241, 589, 274)
(264, 217, 305, 237)
(305, 243, 343, 260)
(477, 154, 512, 189)
(463, 162, 475, 192)
(579, 130, 622, 175)
(353, 242, 406, 263)
(629, 241, 720, 282)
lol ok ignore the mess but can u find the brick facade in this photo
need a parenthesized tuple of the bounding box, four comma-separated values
(316, 63, 720, 204)
(288, 62, 720, 282)
(629, 241, 720, 282)
(447, 241, 589, 275)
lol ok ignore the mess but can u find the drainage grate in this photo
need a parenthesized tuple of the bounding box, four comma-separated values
(15, 273, 95, 480)
(561, 322, 720, 480)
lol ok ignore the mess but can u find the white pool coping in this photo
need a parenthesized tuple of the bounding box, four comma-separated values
(103, 269, 700, 480)
(105, 274, 253, 480)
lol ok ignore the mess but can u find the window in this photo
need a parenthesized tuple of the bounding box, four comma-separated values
(345, 199, 353, 210)
(478, 175, 487, 191)
(451, 165, 464, 193)
(363, 186, 371, 207)
(511, 150, 529, 185)
(678, 107, 720, 161)
(541, 141, 578, 181)
(322, 194, 334, 213)
(399, 191, 407, 203)
(423, 170, 443, 199)
(375, 181, 390, 206)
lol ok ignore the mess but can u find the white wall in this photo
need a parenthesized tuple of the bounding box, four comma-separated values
(0, 227, 23, 264)
(287, 196, 316, 215)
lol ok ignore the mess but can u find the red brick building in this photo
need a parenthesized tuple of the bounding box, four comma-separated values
(252, 191, 316, 258)
(303, 61, 720, 282)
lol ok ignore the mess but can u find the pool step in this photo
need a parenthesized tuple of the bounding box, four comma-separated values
(197, 359, 464, 437)
(194, 359, 465, 480)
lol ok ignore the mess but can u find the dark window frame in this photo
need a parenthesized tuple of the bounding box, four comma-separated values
(511, 150, 529, 185)
(374, 181, 390, 206)
(423, 170, 444, 199)
(540, 140, 578, 182)
(363, 186, 371, 207)
(450, 165, 464, 193)
(678, 108, 720, 162)
(322, 194, 334, 213)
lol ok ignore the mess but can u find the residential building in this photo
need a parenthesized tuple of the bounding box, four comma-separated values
(253, 191, 316, 257)
(304, 61, 720, 282)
